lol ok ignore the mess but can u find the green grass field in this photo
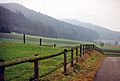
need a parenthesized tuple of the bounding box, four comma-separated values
(100, 44, 120, 56)
(101, 44, 120, 50)
(0, 42, 63, 80)
(0, 42, 76, 81)
(1, 32, 119, 80)
(0, 32, 95, 47)
(0, 42, 64, 60)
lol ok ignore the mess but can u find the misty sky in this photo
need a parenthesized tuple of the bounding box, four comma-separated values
(0, 0, 120, 32)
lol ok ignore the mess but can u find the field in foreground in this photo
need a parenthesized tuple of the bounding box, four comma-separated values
(0, 33, 109, 81)
(0, 42, 66, 81)
(0, 42, 105, 81)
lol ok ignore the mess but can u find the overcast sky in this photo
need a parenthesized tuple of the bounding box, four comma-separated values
(0, 0, 120, 32)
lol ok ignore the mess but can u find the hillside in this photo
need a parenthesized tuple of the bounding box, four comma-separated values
(0, 6, 57, 38)
(0, 3, 99, 41)
(61, 19, 120, 40)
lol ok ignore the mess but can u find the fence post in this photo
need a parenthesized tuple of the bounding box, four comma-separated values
(87, 45, 89, 51)
(86, 45, 87, 53)
(33, 59, 39, 81)
(93, 44, 94, 50)
(23, 34, 25, 44)
(90, 44, 91, 51)
(40, 38, 42, 46)
(83, 45, 84, 55)
(53, 44, 56, 47)
(76, 46, 78, 62)
(87, 45, 89, 52)
(0, 59, 5, 81)
(80, 44, 82, 57)
(90, 44, 92, 51)
(71, 48, 74, 67)
(64, 49, 67, 75)
(88, 44, 91, 51)
(90, 45, 92, 51)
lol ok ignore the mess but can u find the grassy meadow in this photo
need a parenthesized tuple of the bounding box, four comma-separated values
(0, 42, 77, 81)
(100, 44, 120, 56)
(1, 32, 118, 81)
(0, 32, 95, 47)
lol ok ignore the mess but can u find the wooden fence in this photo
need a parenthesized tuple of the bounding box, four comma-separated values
(0, 33, 60, 47)
(0, 44, 103, 81)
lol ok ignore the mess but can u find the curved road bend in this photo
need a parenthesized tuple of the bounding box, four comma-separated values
(94, 57, 120, 81)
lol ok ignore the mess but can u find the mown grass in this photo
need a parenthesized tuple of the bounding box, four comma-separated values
(0, 32, 94, 47)
(0, 42, 67, 81)
(0, 33, 100, 81)
(101, 44, 120, 50)
(0, 42, 79, 81)
(103, 52, 120, 57)
(0, 42, 63, 60)
(100, 45, 120, 57)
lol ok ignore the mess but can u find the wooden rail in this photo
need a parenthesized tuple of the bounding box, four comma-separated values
(0, 44, 103, 81)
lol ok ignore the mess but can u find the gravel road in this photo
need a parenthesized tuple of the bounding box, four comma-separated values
(94, 57, 120, 81)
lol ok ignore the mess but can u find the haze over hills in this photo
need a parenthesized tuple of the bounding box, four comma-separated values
(0, 3, 99, 41)
(0, 6, 57, 38)
(61, 19, 120, 41)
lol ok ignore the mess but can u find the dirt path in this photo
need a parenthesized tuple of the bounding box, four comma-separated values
(94, 57, 120, 81)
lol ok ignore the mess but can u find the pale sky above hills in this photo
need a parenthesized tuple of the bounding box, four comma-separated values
(0, 0, 120, 32)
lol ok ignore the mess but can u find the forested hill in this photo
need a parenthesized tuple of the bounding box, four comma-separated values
(61, 19, 120, 40)
(0, 3, 99, 41)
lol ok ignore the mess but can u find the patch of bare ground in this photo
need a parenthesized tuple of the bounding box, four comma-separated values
(40, 50, 105, 81)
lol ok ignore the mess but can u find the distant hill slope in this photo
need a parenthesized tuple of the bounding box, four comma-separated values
(61, 19, 120, 40)
(0, 6, 56, 37)
(0, 3, 99, 41)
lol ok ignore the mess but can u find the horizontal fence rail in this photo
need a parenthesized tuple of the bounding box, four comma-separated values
(0, 44, 103, 81)
(0, 51, 65, 67)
